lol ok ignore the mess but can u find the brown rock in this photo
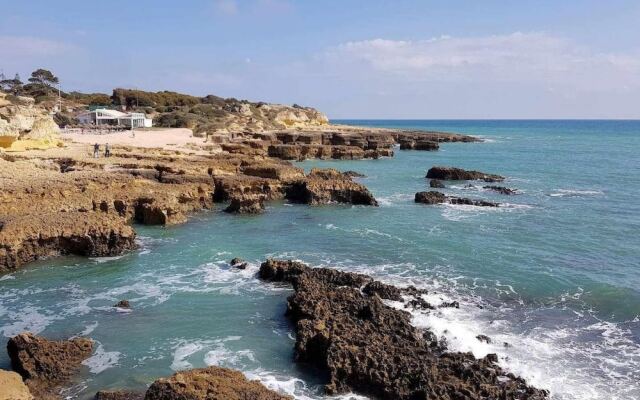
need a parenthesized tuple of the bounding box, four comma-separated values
(429, 179, 445, 188)
(224, 195, 265, 214)
(0, 212, 136, 273)
(285, 168, 378, 206)
(259, 260, 548, 400)
(7, 333, 93, 399)
(113, 300, 131, 309)
(0, 369, 33, 400)
(415, 191, 447, 204)
(95, 390, 144, 400)
(144, 366, 291, 400)
(426, 166, 504, 182)
(483, 185, 518, 195)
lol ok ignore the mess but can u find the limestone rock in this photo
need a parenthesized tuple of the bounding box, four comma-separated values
(144, 366, 291, 400)
(285, 168, 378, 206)
(0, 370, 33, 400)
(0, 212, 136, 272)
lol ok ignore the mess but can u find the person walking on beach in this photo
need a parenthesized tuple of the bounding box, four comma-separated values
(105, 143, 111, 158)
(93, 143, 100, 158)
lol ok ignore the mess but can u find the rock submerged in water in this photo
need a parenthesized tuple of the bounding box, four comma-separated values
(415, 191, 500, 207)
(258, 259, 548, 400)
(426, 166, 504, 182)
(230, 257, 248, 269)
(113, 300, 131, 309)
(7, 332, 94, 399)
(429, 179, 445, 188)
(484, 185, 518, 195)
(145, 366, 291, 400)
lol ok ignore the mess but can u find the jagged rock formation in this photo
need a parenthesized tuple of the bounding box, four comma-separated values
(145, 366, 291, 400)
(285, 168, 378, 206)
(258, 259, 548, 400)
(0, 369, 33, 400)
(426, 166, 504, 182)
(7, 333, 93, 399)
(0, 92, 62, 151)
(415, 191, 500, 207)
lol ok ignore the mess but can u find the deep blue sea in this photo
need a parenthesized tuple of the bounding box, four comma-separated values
(1, 120, 639, 399)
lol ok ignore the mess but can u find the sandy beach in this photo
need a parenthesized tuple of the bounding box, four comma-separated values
(60, 128, 207, 151)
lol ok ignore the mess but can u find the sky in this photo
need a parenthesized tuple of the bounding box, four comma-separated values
(1, 0, 640, 119)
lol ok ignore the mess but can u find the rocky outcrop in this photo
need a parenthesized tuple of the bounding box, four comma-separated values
(258, 259, 548, 400)
(426, 166, 504, 182)
(7, 333, 93, 399)
(0, 212, 136, 272)
(95, 391, 144, 400)
(0, 93, 62, 151)
(429, 179, 445, 188)
(285, 168, 378, 206)
(484, 185, 518, 195)
(399, 139, 439, 151)
(113, 300, 131, 309)
(224, 195, 265, 214)
(144, 366, 291, 400)
(415, 191, 500, 207)
(0, 369, 33, 400)
(414, 191, 447, 205)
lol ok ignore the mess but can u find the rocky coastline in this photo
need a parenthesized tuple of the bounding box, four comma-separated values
(258, 259, 548, 399)
(0, 106, 477, 272)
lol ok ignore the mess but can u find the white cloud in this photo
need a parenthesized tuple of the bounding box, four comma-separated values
(321, 32, 640, 91)
(0, 35, 76, 57)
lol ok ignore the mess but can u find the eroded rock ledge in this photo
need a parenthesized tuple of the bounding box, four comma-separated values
(7, 332, 93, 399)
(415, 191, 500, 207)
(259, 259, 548, 400)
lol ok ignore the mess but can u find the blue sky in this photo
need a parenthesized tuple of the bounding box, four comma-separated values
(1, 0, 639, 118)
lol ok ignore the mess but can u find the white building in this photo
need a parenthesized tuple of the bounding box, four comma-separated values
(78, 108, 152, 128)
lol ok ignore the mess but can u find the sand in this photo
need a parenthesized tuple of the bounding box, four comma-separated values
(60, 128, 207, 151)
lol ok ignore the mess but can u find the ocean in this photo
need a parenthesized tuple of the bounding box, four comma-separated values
(1, 120, 639, 399)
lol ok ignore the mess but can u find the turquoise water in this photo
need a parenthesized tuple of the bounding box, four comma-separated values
(1, 120, 639, 399)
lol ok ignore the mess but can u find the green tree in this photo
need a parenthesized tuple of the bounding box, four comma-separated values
(28, 69, 59, 87)
(0, 73, 23, 95)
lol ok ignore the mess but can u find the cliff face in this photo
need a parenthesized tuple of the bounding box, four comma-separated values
(0, 92, 62, 151)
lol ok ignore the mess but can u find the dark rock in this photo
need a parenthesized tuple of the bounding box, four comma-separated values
(113, 300, 131, 309)
(429, 179, 445, 188)
(145, 366, 291, 400)
(415, 192, 499, 207)
(426, 166, 504, 182)
(342, 170, 365, 178)
(483, 185, 518, 195)
(7, 332, 93, 399)
(448, 197, 500, 207)
(362, 281, 403, 301)
(440, 301, 460, 308)
(476, 334, 492, 344)
(414, 140, 439, 151)
(415, 191, 447, 204)
(230, 257, 248, 269)
(259, 260, 548, 400)
(95, 390, 145, 400)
